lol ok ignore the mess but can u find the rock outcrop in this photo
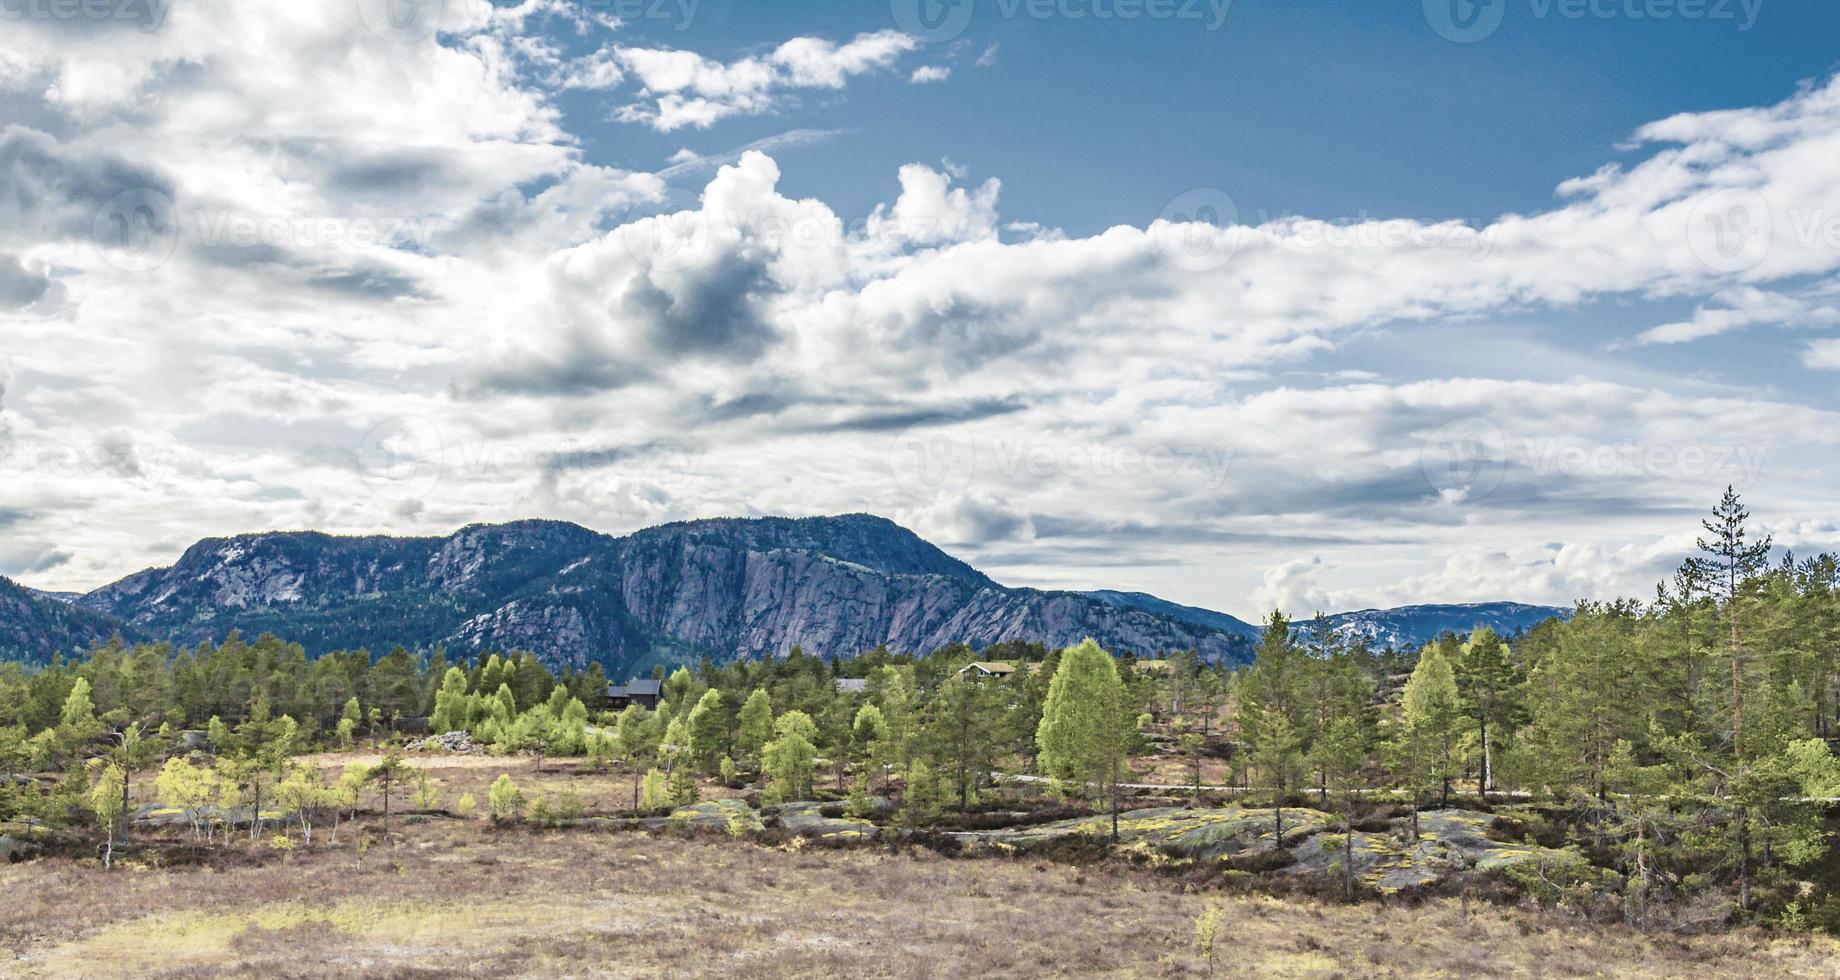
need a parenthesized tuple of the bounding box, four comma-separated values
(67, 514, 1257, 674)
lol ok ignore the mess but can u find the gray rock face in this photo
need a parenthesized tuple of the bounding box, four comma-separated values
(63, 514, 1256, 675)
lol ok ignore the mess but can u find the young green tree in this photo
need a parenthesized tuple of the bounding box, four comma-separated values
(430, 667, 471, 734)
(1401, 642, 1462, 806)
(1035, 639, 1131, 840)
(90, 762, 126, 870)
(1317, 714, 1369, 900)
(851, 703, 890, 790)
(1454, 627, 1523, 801)
(154, 757, 218, 844)
(488, 773, 524, 823)
(734, 689, 775, 766)
(900, 759, 945, 828)
(366, 751, 409, 843)
(639, 768, 670, 812)
(617, 704, 661, 813)
(929, 672, 1005, 810)
(276, 764, 328, 845)
(685, 689, 727, 774)
(56, 677, 103, 762)
(667, 763, 699, 807)
(1237, 612, 1309, 804)
(762, 710, 819, 804)
(1249, 706, 1303, 841)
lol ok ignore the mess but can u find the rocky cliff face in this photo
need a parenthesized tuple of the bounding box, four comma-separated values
(63, 514, 1255, 674)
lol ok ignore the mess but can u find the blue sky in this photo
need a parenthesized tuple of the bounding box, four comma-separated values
(2, 0, 1839, 620)
(585, 1, 1831, 228)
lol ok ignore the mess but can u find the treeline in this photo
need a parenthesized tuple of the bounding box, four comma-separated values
(1227, 488, 1840, 929)
(5, 489, 1839, 931)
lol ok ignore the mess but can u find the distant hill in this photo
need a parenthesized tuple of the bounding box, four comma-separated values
(0, 574, 128, 664)
(1295, 602, 1572, 650)
(1086, 591, 1566, 652)
(6, 515, 1572, 673)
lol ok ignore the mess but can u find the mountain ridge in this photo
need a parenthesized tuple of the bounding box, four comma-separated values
(7, 515, 1569, 672)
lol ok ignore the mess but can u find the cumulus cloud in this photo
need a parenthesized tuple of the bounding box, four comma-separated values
(4, 2, 1840, 622)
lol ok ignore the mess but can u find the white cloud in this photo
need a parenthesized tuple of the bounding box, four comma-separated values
(1629, 285, 1840, 345)
(1804, 338, 1840, 370)
(910, 65, 951, 84)
(3, 4, 1840, 622)
(609, 31, 919, 131)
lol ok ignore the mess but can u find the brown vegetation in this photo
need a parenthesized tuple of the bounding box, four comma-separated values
(4, 780, 1838, 979)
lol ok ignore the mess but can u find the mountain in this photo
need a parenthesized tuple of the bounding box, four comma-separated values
(1084, 591, 1260, 641)
(12, 515, 1571, 674)
(0, 574, 128, 663)
(1296, 602, 1571, 650)
(68, 515, 1257, 675)
(1085, 591, 1566, 652)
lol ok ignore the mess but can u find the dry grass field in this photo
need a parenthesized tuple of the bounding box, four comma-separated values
(4, 752, 1839, 978)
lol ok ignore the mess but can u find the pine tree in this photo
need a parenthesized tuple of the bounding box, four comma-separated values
(1684, 486, 1773, 759)
(852, 703, 890, 790)
(1454, 627, 1523, 800)
(734, 689, 774, 765)
(685, 689, 726, 773)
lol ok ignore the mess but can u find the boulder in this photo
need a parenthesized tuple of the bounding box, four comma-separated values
(668, 798, 764, 834)
(129, 802, 291, 830)
(959, 804, 1332, 861)
(774, 801, 879, 840)
(409, 731, 480, 754)
(1280, 809, 1583, 893)
(0, 835, 42, 863)
(172, 730, 211, 754)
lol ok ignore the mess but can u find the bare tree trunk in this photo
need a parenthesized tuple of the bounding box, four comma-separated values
(1343, 809, 1355, 902)
(1478, 718, 1490, 804)
(1110, 751, 1121, 843)
(1738, 806, 1752, 911)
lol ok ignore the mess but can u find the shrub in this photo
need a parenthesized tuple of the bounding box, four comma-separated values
(456, 793, 477, 818)
(413, 770, 440, 811)
(555, 787, 585, 821)
(640, 768, 670, 812)
(488, 774, 524, 824)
